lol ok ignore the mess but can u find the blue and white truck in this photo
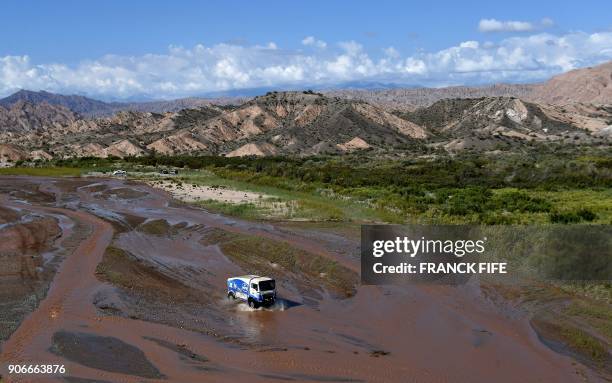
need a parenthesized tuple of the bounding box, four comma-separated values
(227, 275, 276, 308)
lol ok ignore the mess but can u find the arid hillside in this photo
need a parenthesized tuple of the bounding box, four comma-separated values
(149, 91, 428, 157)
(0, 63, 610, 163)
(529, 61, 612, 105)
(0, 91, 431, 159)
(325, 84, 538, 111)
(325, 61, 612, 109)
(399, 97, 611, 152)
(0, 100, 79, 133)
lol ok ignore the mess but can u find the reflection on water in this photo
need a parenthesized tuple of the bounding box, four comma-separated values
(220, 297, 303, 343)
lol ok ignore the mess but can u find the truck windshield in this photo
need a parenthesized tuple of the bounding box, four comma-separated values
(258, 280, 275, 291)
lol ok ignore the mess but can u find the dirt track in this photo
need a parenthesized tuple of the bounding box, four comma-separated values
(0, 176, 600, 382)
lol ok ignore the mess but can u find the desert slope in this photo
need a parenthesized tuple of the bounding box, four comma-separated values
(325, 61, 612, 109)
(145, 91, 428, 156)
(529, 61, 612, 105)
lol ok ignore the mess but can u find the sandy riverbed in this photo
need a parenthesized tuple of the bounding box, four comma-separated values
(0, 176, 603, 382)
(145, 179, 271, 204)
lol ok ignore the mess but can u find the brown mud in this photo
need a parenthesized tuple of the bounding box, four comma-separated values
(0, 176, 604, 382)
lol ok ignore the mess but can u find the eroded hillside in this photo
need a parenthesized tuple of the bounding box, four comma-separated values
(0, 66, 611, 163)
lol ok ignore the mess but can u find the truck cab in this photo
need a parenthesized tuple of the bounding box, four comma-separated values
(227, 275, 276, 308)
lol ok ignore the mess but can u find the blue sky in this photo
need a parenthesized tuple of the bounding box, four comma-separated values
(1, 0, 611, 99)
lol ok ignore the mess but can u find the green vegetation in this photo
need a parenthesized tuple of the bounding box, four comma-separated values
(557, 324, 608, 363)
(145, 169, 383, 221)
(481, 225, 611, 282)
(95, 246, 191, 298)
(136, 219, 177, 236)
(565, 300, 612, 339)
(95, 246, 133, 288)
(482, 281, 611, 369)
(0, 166, 82, 177)
(199, 201, 263, 219)
(550, 208, 597, 224)
(42, 146, 612, 224)
(560, 282, 612, 304)
(532, 317, 609, 365)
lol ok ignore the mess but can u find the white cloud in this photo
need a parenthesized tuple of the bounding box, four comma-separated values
(459, 41, 480, 49)
(402, 58, 427, 75)
(338, 41, 363, 55)
(479, 19, 534, 33)
(383, 47, 400, 58)
(301, 36, 327, 49)
(0, 30, 610, 99)
(541, 18, 554, 27)
(478, 18, 555, 33)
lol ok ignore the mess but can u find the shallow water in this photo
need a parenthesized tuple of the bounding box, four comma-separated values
(0, 176, 598, 383)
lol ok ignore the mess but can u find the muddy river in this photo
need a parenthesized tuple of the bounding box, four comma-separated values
(0, 176, 599, 382)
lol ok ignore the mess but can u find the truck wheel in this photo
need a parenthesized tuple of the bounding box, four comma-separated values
(228, 292, 235, 300)
(248, 299, 259, 309)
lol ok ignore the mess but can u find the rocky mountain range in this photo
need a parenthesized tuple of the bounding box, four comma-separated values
(0, 61, 610, 163)
(0, 90, 245, 118)
(326, 61, 612, 110)
(325, 84, 538, 111)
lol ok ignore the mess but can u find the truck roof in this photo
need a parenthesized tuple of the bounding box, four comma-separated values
(228, 275, 274, 283)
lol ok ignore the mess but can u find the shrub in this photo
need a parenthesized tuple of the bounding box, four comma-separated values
(440, 187, 492, 216)
(479, 212, 516, 225)
(550, 208, 597, 224)
(577, 208, 597, 222)
(492, 190, 551, 213)
(550, 211, 581, 224)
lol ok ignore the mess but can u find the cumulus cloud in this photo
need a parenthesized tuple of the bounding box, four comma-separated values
(383, 47, 400, 59)
(0, 30, 610, 99)
(478, 18, 554, 33)
(479, 19, 534, 33)
(301, 36, 327, 48)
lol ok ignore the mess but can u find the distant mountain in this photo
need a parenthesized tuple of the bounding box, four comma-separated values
(324, 84, 538, 111)
(529, 61, 612, 105)
(1, 91, 609, 163)
(2, 61, 609, 119)
(119, 97, 244, 114)
(0, 90, 115, 117)
(0, 90, 244, 118)
(324, 60, 612, 109)
(0, 100, 79, 133)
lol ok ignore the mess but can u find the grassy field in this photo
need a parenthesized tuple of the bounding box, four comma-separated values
(566, 300, 612, 339)
(131, 167, 612, 225)
(0, 167, 82, 177)
(138, 169, 392, 222)
(5, 161, 610, 225)
(24, 148, 608, 224)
